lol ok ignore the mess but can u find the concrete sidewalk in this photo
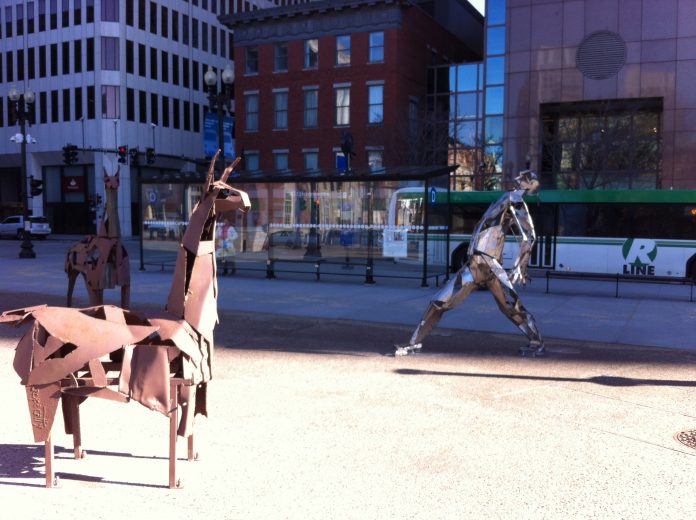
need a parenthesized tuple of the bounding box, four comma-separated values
(1, 236, 695, 352)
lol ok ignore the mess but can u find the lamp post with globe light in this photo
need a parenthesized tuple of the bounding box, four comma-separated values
(204, 63, 235, 177)
(8, 85, 37, 259)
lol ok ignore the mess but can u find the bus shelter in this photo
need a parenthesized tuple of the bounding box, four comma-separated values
(139, 165, 455, 286)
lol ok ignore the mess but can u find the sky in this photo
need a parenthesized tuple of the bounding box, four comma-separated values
(469, 0, 485, 15)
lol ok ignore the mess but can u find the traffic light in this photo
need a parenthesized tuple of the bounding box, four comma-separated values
(62, 144, 79, 165)
(129, 147, 139, 166)
(29, 176, 43, 197)
(146, 147, 156, 165)
(117, 145, 128, 164)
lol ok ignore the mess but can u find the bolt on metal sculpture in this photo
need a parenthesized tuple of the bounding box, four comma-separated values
(65, 166, 131, 308)
(394, 170, 544, 357)
(0, 152, 250, 488)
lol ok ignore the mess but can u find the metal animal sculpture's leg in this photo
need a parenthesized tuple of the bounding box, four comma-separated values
(66, 269, 79, 307)
(169, 382, 182, 489)
(88, 288, 104, 307)
(395, 267, 478, 356)
(45, 435, 54, 488)
(121, 284, 130, 309)
(187, 435, 196, 461)
(487, 277, 544, 356)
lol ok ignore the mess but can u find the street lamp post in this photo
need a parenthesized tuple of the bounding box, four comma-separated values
(8, 85, 37, 259)
(204, 63, 235, 177)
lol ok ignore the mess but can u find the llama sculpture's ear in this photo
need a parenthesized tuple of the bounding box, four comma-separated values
(204, 150, 221, 192)
(220, 157, 241, 183)
(103, 167, 109, 182)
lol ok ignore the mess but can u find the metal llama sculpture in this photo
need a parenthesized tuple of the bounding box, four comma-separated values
(65, 166, 131, 308)
(1, 153, 249, 488)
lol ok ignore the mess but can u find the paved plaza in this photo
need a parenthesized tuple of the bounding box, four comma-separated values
(0, 237, 695, 519)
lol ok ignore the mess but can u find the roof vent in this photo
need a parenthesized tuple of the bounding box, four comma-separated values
(576, 30, 626, 80)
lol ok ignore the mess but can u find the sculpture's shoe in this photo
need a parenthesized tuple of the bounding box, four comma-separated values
(518, 343, 545, 357)
(394, 343, 421, 356)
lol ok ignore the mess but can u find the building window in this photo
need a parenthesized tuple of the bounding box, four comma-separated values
(61, 0, 69, 26)
(138, 44, 146, 76)
(304, 151, 319, 171)
(183, 57, 190, 87)
(274, 42, 288, 72)
(17, 4, 24, 36)
(101, 85, 119, 118)
(183, 14, 189, 44)
(150, 47, 157, 80)
(125, 40, 133, 74)
(62, 88, 70, 121)
(274, 91, 288, 129)
(87, 85, 95, 119)
(274, 151, 289, 171)
(540, 100, 662, 190)
(50, 43, 58, 76)
(172, 55, 179, 85)
(202, 22, 208, 52)
(126, 0, 134, 26)
(172, 10, 178, 41)
(28, 48, 35, 80)
(49, 0, 56, 30)
(126, 87, 135, 121)
(161, 5, 168, 37)
(211, 26, 217, 55)
(102, 0, 118, 21)
(245, 151, 260, 172)
(86, 0, 94, 22)
(162, 96, 169, 127)
(245, 93, 259, 131)
(51, 90, 59, 122)
(28, 2, 36, 33)
(149, 1, 157, 33)
(193, 103, 200, 132)
(184, 100, 190, 131)
(150, 92, 158, 124)
(173, 98, 180, 129)
(246, 46, 258, 74)
(39, 91, 47, 123)
(368, 84, 384, 124)
(369, 31, 384, 63)
(86, 37, 94, 71)
(39, 46, 47, 77)
(335, 86, 350, 126)
(304, 39, 318, 69)
(75, 40, 83, 73)
(368, 150, 383, 171)
(336, 35, 351, 66)
(74, 87, 83, 120)
(304, 89, 318, 128)
(161, 51, 169, 83)
(61, 42, 70, 74)
(192, 19, 198, 48)
(139, 90, 148, 123)
(39, 0, 46, 31)
(138, 0, 145, 30)
(101, 36, 119, 70)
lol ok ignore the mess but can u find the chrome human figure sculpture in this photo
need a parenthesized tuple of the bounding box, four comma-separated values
(394, 170, 544, 357)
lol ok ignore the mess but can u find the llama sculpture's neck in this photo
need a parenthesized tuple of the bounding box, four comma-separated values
(100, 169, 121, 239)
(165, 182, 219, 342)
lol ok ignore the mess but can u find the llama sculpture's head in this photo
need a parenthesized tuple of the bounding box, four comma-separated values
(103, 166, 120, 191)
(166, 151, 250, 331)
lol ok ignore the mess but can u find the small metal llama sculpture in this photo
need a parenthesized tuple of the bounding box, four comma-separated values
(1, 153, 249, 488)
(65, 166, 131, 308)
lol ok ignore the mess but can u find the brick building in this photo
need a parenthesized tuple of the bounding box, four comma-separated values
(221, 0, 483, 173)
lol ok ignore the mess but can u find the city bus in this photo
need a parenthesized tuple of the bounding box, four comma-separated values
(388, 188, 696, 278)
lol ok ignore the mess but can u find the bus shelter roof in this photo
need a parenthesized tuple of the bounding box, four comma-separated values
(228, 165, 458, 184)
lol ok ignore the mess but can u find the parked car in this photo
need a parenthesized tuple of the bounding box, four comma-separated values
(0, 215, 52, 239)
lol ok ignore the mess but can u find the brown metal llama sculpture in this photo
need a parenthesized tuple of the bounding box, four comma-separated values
(1, 153, 250, 488)
(65, 166, 131, 308)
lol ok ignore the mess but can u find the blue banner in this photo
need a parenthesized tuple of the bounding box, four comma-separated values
(204, 111, 235, 159)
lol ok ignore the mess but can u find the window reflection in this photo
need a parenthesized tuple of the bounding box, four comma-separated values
(485, 86, 504, 115)
(487, 27, 505, 55)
